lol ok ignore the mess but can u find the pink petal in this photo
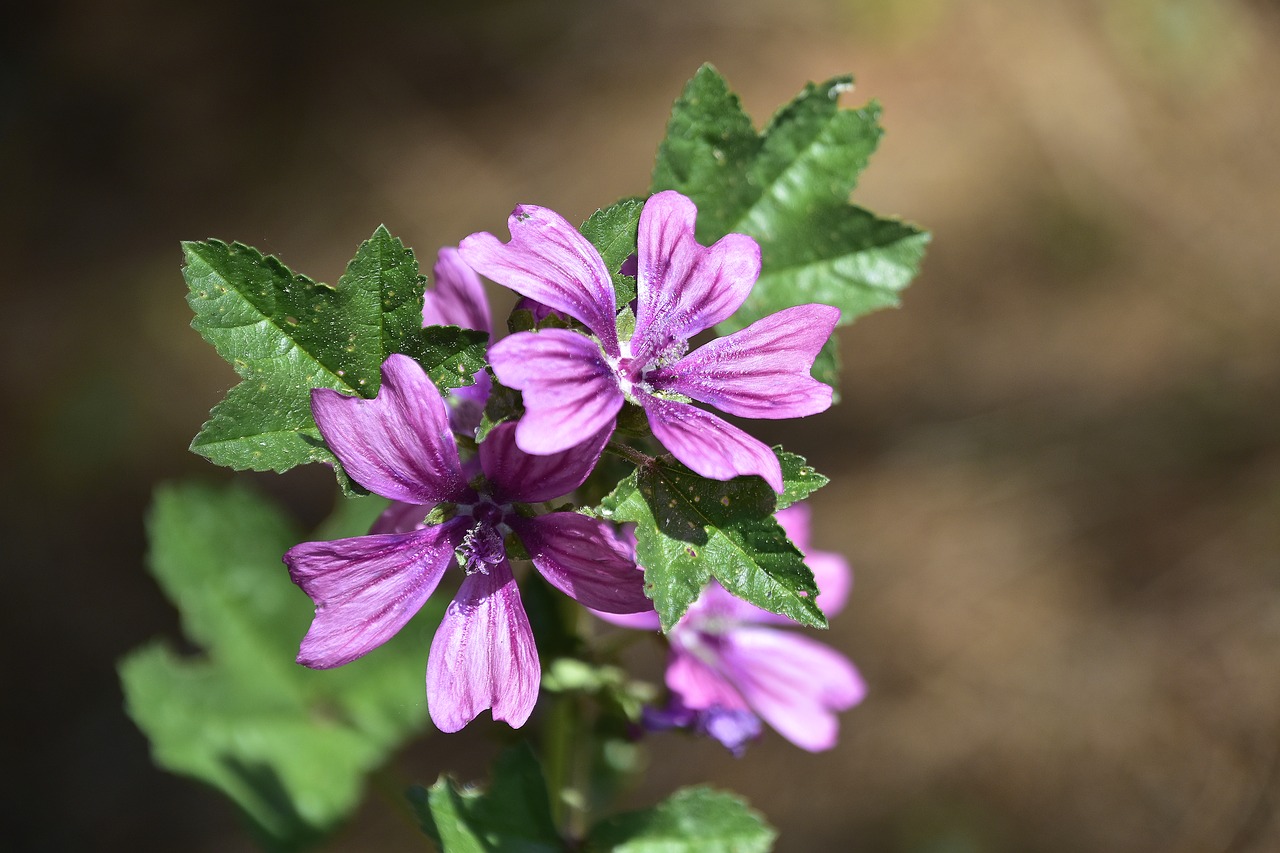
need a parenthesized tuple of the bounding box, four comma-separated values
(592, 609, 663, 631)
(424, 247, 493, 337)
(446, 369, 491, 441)
(459, 205, 619, 355)
(684, 579, 765, 625)
(479, 421, 610, 504)
(312, 354, 471, 505)
(719, 628, 865, 752)
(775, 505, 812, 549)
(509, 513, 652, 614)
(426, 559, 541, 731)
(804, 550, 851, 618)
(285, 520, 467, 668)
(368, 500, 429, 535)
(489, 330, 623, 455)
(665, 647, 749, 712)
(640, 395, 783, 492)
(650, 304, 838, 419)
(631, 191, 760, 364)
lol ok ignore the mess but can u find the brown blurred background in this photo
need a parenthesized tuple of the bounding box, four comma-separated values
(4, 0, 1279, 850)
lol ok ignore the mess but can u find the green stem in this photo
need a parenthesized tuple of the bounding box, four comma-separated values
(542, 604, 592, 841)
(605, 440, 653, 469)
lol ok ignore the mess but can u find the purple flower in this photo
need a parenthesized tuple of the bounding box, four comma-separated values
(459, 190, 839, 493)
(424, 246, 493, 337)
(642, 697, 763, 758)
(284, 354, 651, 732)
(598, 505, 864, 753)
(423, 247, 493, 441)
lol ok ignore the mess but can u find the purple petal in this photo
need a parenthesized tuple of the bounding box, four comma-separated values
(631, 191, 761, 364)
(515, 296, 568, 325)
(447, 369, 491, 441)
(682, 579, 765, 625)
(641, 395, 783, 492)
(666, 647, 749, 712)
(649, 304, 838, 419)
(641, 696, 763, 757)
(479, 421, 609, 504)
(618, 253, 638, 279)
(641, 697, 698, 731)
(700, 707, 763, 757)
(425, 247, 493, 337)
(719, 628, 865, 752)
(509, 513, 652, 614)
(804, 551, 851, 618)
(592, 608, 663, 631)
(459, 205, 619, 355)
(312, 354, 472, 505)
(426, 559, 540, 732)
(489, 330, 623, 455)
(285, 520, 467, 668)
(368, 501, 429, 535)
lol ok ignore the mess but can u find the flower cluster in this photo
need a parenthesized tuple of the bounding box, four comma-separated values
(284, 190, 857, 746)
(460, 190, 839, 492)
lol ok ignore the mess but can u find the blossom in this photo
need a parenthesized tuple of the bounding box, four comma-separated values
(598, 504, 864, 753)
(424, 246, 493, 337)
(284, 354, 651, 732)
(641, 697, 763, 758)
(423, 247, 493, 441)
(458, 190, 839, 493)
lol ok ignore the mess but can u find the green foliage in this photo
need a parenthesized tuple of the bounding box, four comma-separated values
(580, 199, 643, 305)
(412, 744, 562, 852)
(413, 755, 774, 853)
(541, 658, 658, 722)
(585, 787, 776, 853)
(158, 64, 924, 852)
(600, 449, 828, 631)
(652, 64, 930, 390)
(184, 227, 488, 486)
(119, 482, 440, 849)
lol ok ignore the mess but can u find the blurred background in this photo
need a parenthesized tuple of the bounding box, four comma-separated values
(4, 0, 1279, 850)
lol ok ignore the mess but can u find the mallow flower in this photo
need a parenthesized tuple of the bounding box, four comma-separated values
(422, 246, 493, 441)
(423, 246, 493, 337)
(283, 353, 652, 732)
(597, 504, 864, 753)
(458, 190, 839, 493)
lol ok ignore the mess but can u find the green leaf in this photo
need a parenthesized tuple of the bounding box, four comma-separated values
(777, 449, 829, 510)
(119, 483, 439, 849)
(651, 64, 929, 381)
(585, 786, 776, 853)
(600, 449, 828, 631)
(580, 199, 644, 305)
(184, 227, 488, 484)
(411, 744, 561, 852)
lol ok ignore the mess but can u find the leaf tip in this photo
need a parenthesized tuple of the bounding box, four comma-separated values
(822, 74, 856, 99)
